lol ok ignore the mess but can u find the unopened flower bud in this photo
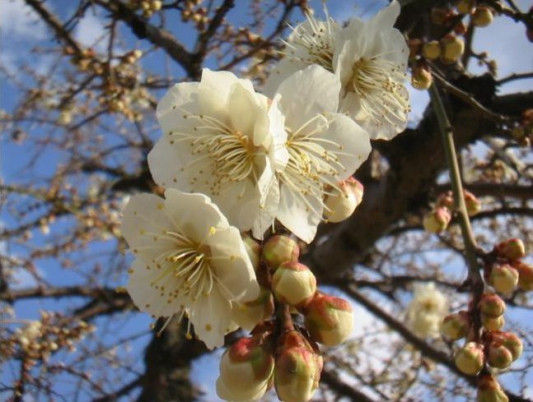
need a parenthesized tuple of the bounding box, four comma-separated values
(303, 292, 354, 347)
(477, 375, 509, 402)
(481, 314, 505, 331)
(262, 235, 299, 270)
(495, 238, 526, 261)
(441, 35, 465, 63)
(242, 234, 261, 271)
(423, 207, 451, 233)
(472, 7, 494, 27)
(275, 333, 322, 402)
(412, 66, 433, 90)
(512, 261, 533, 291)
(216, 337, 274, 402)
(487, 342, 513, 369)
(324, 177, 364, 223)
(464, 191, 481, 216)
(479, 293, 506, 317)
(456, 0, 476, 15)
(455, 342, 484, 375)
(272, 262, 317, 307)
(489, 264, 519, 294)
(441, 310, 470, 340)
(422, 40, 441, 60)
(491, 332, 523, 361)
(437, 191, 454, 209)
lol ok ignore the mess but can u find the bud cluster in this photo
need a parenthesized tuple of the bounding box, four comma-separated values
(216, 234, 355, 401)
(3, 312, 95, 365)
(127, 0, 162, 17)
(408, 1, 498, 89)
(423, 190, 481, 234)
(442, 236, 530, 394)
(262, 236, 354, 348)
(63, 44, 152, 122)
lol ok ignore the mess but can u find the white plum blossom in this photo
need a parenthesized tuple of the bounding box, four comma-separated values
(265, 0, 410, 140)
(273, 65, 371, 242)
(122, 189, 260, 349)
(334, 0, 410, 140)
(264, 12, 340, 96)
(406, 282, 449, 338)
(149, 69, 288, 239)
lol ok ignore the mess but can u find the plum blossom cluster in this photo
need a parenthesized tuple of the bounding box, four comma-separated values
(120, 1, 410, 400)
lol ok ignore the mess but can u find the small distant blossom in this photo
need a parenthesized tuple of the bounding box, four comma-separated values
(272, 65, 371, 242)
(122, 189, 260, 349)
(265, 1, 410, 141)
(406, 282, 448, 338)
(149, 68, 288, 238)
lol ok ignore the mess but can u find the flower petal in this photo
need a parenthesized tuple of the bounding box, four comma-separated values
(276, 65, 341, 131)
(163, 189, 229, 242)
(189, 287, 234, 349)
(207, 226, 259, 301)
(156, 82, 200, 134)
(127, 259, 184, 318)
(277, 185, 323, 243)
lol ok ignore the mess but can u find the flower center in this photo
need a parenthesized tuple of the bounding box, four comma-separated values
(169, 112, 259, 197)
(283, 16, 336, 73)
(148, 229, 218, 303)
(346, 56, 410, 129)
(279, 115, 346, 215)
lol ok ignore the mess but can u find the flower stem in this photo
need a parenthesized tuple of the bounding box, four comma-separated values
(429, 83, 484, 338)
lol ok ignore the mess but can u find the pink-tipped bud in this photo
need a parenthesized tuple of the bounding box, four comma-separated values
(495, 238, 526, 261)
(262, 235, 299, 270)
(472, 6, 494, 27)
(216, 337, 274, 402)
(275, 334, 322, 402)
(411, 65, 433, 90)
(512, 261, 533, 291)
(489, 264, 519, 294)
(442, 311, 470, 340)
(464, 191, 482, 216)
(422, 40, 441, 60)
(437, 191, 454, 209)
(455, 342, 484, 375)
(477, 375, 509, 402)
(272, 262, 317, 307)
(324, 177, 364, 223)
(479, 293, 506, 318)
(232, 287, 275, 330)
(423, 207, 451, 233)
(440, 34, 465, 64)
(303, 292, 354, 347)
(487, 341, 513, 369)
(481, 314, 505, 331)
(491, 332, 523, 361)
(242, 234, 261, 271)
